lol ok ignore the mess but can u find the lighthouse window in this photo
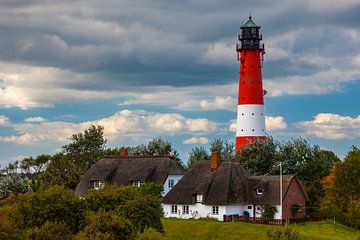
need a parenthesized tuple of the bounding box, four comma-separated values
(241, 129, 244, 132)
(252, 129, 254, 131)
(242, 113, 244, 116)
(252, 113, 254, 115)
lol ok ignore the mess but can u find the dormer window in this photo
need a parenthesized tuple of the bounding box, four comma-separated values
(93, 180, 105, 190)
(196, 194, 203, 203)
(133, 180, 144, 187)
(256, 188, 264, 195)
(168, 179, 174, 188)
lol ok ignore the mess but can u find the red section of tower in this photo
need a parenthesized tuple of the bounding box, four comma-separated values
(235, 16, 267, 152)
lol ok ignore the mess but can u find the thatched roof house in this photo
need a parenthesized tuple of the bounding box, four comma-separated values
(162, 152, 308, 221)
(75, 153, 185, 196)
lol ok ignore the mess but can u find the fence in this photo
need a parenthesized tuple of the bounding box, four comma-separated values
(223, 215, 326, 225)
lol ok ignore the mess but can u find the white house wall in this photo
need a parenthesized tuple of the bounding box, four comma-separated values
(162, 175, 183, 196)
(162, 203, 282, 221)
(163, 203, 226, 221)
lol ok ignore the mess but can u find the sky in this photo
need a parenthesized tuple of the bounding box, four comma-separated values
(1, 0, 360, 166)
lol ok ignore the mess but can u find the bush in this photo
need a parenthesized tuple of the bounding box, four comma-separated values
(262, 205, 277, 221)
(25, 221, 73, 240)
(73, 211, 136, 240)
(266, 224, 299, 240)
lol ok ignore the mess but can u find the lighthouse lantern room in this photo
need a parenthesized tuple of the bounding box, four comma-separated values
(235, 16, 267, 152)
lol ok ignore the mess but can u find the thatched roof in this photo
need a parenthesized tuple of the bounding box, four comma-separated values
(163, 161, 308, 205)
(162, 161, 249, 205)
(75, 155, 185, 196)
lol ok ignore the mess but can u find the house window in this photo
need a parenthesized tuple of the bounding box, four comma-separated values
(183, 205, 189, 214)
(256, 188, 264, 195)
(196, 194, 203, 203)
(93, 180, 105, 190)
(256, 206, 261, 211)
(168, 179, 174, 188)
(171, 205, 177, 214)
(212, 206, 219, 215)
(133, 180, 144, 187)
(247, 205, 252, 210)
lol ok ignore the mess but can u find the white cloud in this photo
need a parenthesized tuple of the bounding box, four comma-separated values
(0, 109, 218, 144)
(265, 116, 288, 131)
(186, 119, 217, 132)
(24, 117, 46, 123)
(0, 115, 9, 125)
(297, 113, 360, 140)
(264, 68, 360, 97)
(202, 40, 235, 65)
(177, 96, 237, 111)
(182, 137, 209, 145)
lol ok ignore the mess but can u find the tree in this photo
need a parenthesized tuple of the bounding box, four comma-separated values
(26, 221, 73, 240)
(187, 146, 210, 169)
(128, 138, 183, 167)
(37, 153, 79, 189)
(210, 139, 236, 161)
(0, 175, 32, 200)
(262, 204, 277, 221)
(84, 183, 164, 234)
(74, 211, 136, 240)
(14, 185, 85, 233)
(237, 137, 279, 175)
(62, 125, 107, 173)
(320, 146, 360, 228)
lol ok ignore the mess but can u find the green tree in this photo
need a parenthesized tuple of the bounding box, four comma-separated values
(262, 204, 277, 221)
(38, 153, 79, 189)
(210, 138, 235, 161)
(14, 185, 85, 233)
(0, 175, 32, 200)
(74, 211, 136, 240)
(320, 146, 360, 228)
(25, 221, 73, 240)
(128, 138, 183, 167)
(187, 146, 210, 169)
(62, 125, 107, 173)
(84, 183, 164, 234)
(237, 137, 279, 175)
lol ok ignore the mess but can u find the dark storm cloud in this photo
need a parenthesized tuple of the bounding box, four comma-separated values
(1, 0, 360, 90)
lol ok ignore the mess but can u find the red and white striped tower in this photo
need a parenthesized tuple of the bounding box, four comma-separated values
(235, 16, 267, 152)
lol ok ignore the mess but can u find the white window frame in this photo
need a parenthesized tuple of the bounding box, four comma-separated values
(93, 180, 105, 190)
(183, 205, 189, 214)
(133, 180, 144, 187)
(168, 179, 175, 188)
(196, 194, 203, 203)
(171, 205, 178, 214)
(212, 206, 219, 215)
(256, 188, 264, 195)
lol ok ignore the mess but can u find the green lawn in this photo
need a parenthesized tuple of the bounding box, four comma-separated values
(139, 218, 359, 240)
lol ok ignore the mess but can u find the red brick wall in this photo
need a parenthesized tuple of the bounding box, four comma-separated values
(282, 177, 307, 219)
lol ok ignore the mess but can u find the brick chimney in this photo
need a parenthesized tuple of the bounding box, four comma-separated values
(119, 147, 128, 156)
(211, 151, 220, 171)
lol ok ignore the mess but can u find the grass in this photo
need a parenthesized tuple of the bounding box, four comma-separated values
(139, 218, 359, 240)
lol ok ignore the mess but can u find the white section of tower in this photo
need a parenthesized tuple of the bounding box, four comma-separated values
(236, 104, 266, 137)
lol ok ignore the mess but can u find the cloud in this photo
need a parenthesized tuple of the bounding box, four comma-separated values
(24, 117, 46, 123)
(182, 137, 209, 145)
(0, 115, 9, 125)
(202, 40, 235, 65)
(0, 109, 218, 144)
(176, 96, 237, 111)
(297, 113, 360, 139)
(265, 116, 288, 131)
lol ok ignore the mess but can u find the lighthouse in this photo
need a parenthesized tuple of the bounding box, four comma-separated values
(235, 16, 267, 152)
